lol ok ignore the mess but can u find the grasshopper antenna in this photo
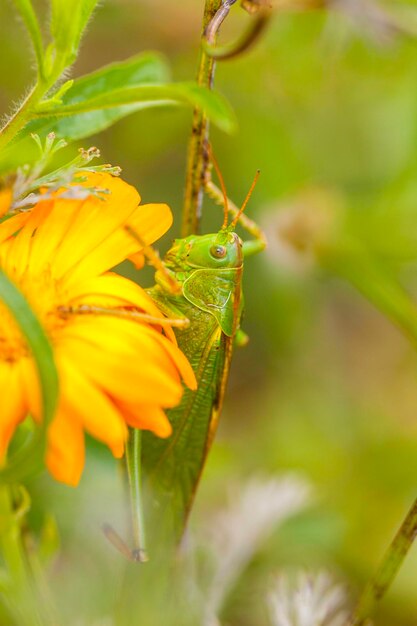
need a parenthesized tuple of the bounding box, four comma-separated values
(209, 146, 229, 229)
(230, 169, 260, 228)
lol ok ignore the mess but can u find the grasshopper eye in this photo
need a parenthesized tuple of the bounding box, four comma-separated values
(210, 245, 227, 259)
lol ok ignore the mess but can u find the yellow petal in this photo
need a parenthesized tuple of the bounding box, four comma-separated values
(67, 273, 164, 317)
(138, 325, 197, 391)
(64, 203, 172, 287)
(27, 198, 85, 275)
(29, 174, 140, 280)
(69, 341, 182, 407)
(1, 200, 54, 277)
(0, 211, 35, 250)
(0, 189, 12, 218)
(66, 315, 180, 380)
(121, 403, 172, 438)
(46, 408, 85, 486)
(127, 203, 173, 249)
(76, 171, 140, 203)
(65, 272, 177, 344)
(56, 318, 184, 407)
(0, 363, 26, 458)
(53, 177, 140, 278)
(59, 356, 127, 456)
(18, 357, 42, 421)
(0, 237, 14, 271)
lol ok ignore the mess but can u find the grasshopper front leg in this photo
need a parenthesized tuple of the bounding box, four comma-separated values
(59, 305, 189, 329)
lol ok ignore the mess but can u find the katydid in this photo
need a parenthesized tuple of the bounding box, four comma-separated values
(67, 163, 265, 560)
(138, 162, 266, 547)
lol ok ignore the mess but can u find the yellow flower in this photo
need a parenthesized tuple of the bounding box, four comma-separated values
(0, 172, 196, 486)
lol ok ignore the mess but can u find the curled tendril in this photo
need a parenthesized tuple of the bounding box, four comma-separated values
(203, 0, 272, 60)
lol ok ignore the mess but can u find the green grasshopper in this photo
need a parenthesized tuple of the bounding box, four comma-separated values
(137, 161, 266, 549)
(62, 158, 265, 561)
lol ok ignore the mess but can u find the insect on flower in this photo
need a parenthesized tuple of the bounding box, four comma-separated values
(134, 152, 267, 547)
(0, 172, 196, 486)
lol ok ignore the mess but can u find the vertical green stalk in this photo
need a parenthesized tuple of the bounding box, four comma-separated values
(350, 497, 417, 625)
(0, 486, 43, 626)
(0, 271, 59, 484)
(182, 0, 222, 237)
(126, 429, 148, 562)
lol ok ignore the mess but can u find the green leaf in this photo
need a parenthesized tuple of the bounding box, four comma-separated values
(33, 52, 173, 141)
(0, 55, 236, 175)
(50, 0, 99, 66)
(0, 52, 171, 174)
(12, 0, 44, 75)
(34, 82, 237, 135)
(168, 82, 237, 134)
(57, 52, 170, 102)
(0, 271, 59, 484)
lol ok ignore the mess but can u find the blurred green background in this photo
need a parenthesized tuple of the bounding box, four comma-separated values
(3, 0, 417, 624)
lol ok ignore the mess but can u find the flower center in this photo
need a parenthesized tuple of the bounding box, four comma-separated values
(0, 268, 67, 363)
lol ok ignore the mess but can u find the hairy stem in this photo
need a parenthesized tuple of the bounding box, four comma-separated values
(0, 61, 65, 152)
(350, 497, 417, 625)
(182, 0, 222, 237)
(0, 84, 42, 152)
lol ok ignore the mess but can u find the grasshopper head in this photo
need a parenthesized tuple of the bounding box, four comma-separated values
(165, 230, 243, 273)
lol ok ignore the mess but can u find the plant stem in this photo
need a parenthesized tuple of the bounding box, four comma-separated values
(126, 429, 148, 562)
(0, 485, 43, 626)
(0, 65, 64, 153)
(182, 0, 222, 237)
(350, 497, 417, 625)
(0, 84, 41, 152)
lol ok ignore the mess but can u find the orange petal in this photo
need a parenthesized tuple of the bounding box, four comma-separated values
(18, 357, 42, 421)
(1, 200, 54, 277)
(56, 318, 184, 407)
(0, 212, 35, 248)
(0, 188, 12, 218)
(59, 356, 127, 457)
(46, 408, 85, 486)
(138, 325, 197, 391)
(53, 176, 140, 277)
(0, 363, 26, 458)
(65, 272, 177, 343)
(27, 198, 86, 275)
(65, 315, 180, 380)
(32, 174, 140, 280)
(63, 203, 172, 287)
(74, 171, 139, 202)
(67, 273, 164, 316)
(120, 404, 172, 438)
(128, 251, 145, 269)
(68, 342, 182, 407)
(127, 203, 173, 249)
